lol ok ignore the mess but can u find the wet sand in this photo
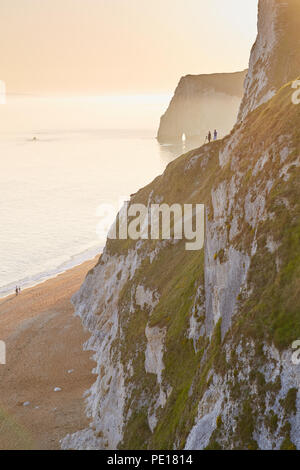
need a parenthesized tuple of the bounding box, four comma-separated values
(0, 258, 98, 450)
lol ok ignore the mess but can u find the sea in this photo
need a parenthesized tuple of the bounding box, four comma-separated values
(0, 94, 203, 297)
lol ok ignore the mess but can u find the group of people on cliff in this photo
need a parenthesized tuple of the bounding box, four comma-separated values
(206, 129, 218, 143)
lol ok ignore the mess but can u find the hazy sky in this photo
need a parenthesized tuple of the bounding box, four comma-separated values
(0, 0, 258, 94)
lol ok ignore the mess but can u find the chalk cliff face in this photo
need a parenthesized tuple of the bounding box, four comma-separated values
(157, 71, 247, 143)
(238, 0, 300, 121)
(62, 0, 300, 450)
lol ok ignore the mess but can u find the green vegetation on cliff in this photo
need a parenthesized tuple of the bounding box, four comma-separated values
(112, 79, 300, 449)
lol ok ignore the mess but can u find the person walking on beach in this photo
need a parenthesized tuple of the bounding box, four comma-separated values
(18, 286, 21, 295)
(214, 129, 218, 141)
(15, 286, 18, 296)
(208, 131, 212, 143)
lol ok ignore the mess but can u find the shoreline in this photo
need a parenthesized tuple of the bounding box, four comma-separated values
(0, 256, 98, 450)
(0, 245, 103, 300)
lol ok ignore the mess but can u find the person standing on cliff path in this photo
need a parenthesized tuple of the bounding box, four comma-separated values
(208, 131, 212, 143)
(214, 129, 218, 141)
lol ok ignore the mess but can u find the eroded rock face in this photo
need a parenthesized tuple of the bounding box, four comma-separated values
(157, 71, 247, 143)
(238, 0, 300, 121)
(61, 249, 146, 450)
(185, 343, 300, 450)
